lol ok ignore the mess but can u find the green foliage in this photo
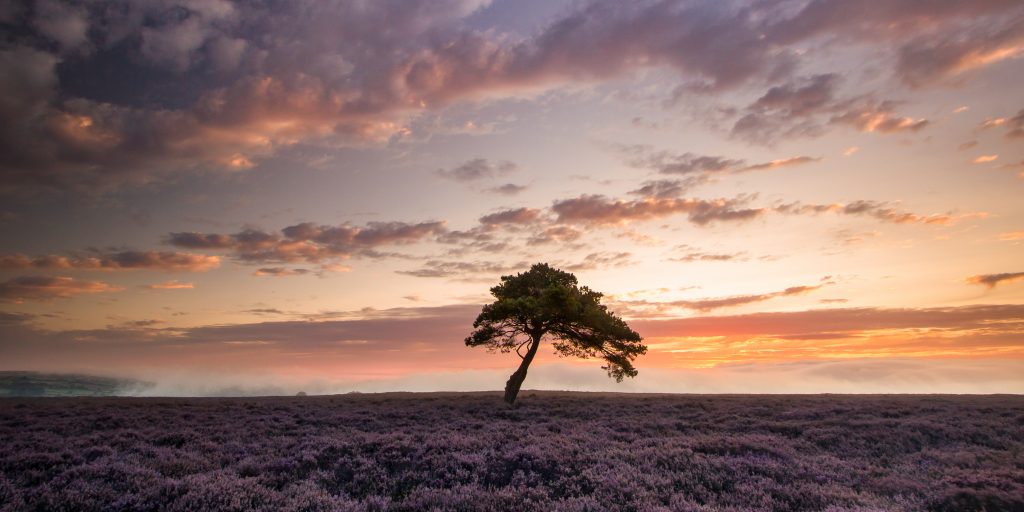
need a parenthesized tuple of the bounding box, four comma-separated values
(465, 263, 646, 381)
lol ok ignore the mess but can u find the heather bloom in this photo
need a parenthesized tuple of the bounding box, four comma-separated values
(2, 394, 1023, 511)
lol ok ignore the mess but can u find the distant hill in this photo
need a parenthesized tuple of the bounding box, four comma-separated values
(0, 371, 149, 397)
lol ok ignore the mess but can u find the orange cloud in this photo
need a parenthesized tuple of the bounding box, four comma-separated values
(552, 195, 763, 226)
(168, 221, 447, 265)
(7, 0, 1017, 193)
(145, 280, 194, 289)
(0, 275, 121, 302)
(613, 283, 826, 314)
(966, 272, 1024, 289)
(774, 200, 953, 225)
(0, 251, 220, 272)
(634, 304, 1024, 368)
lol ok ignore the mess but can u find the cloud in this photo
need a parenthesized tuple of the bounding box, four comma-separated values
(628, 179, 697, 199)
(526, 225, 583, 246)
(0, 251, 220, 272)
(619, 283, 825, 314)
(620, 144, 818, 177)
(731, 74, 930, 144)
(774, 200, 953, 225)
(998, 231, 1024, 241)
(5, 0, 1017, 193)
(436, 158, 517, 182)
(2, 302, 1023, 393)
(635, 304, 1024, 338)
(973, 155, 999, 163)
(561, 252, 634, 272)
(485, 183, 528, 195)
(144, 280, 194, 290)
(765, 1, 1024, 89)
(669, 246, 746, 263)
(740, 156, 821, 171)
(994, 108, 1024, 139)
(966, 272, 1024, 289)
(551, 194, 764, 226)
(253, 267, 312, 277)
(168, 220, 447, 265)
(895, 18, 1024, 88)
(0, 275, 121, 302)
(622, 147, 743, 175)
(31, 0, 90, 51)
(396, 260, 528, 279)
(478, 207, 541, 226)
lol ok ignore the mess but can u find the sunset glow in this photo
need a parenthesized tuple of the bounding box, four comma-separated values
(1, 0, 1022, 395)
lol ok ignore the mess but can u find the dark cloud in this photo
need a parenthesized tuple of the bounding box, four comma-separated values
(526, 225, 583, 246)
(0, 251, 220, 272)
(0, 311, 35, 325)
(168, 220, 446, 265)
(0, 304, 487, 374)
(436, 158, 517, 182)
(253, 267, 313, 277)
(731, 74, 930, 144)
(765, 0, 1024, 90)
(619, 283, 825, 314)
(896, 17, 1024, 88)
(396, 260, 527, 279)
(486, 183, 528, 195)
(620, 144, 820, 180)
(774, 200, 952, 225)
(622, 146, 743, 175)
(1009, 110, 1024, 138)
(561, 252, 634, 272)
(628, 179, 698, 199)
(1001, 109, 1024, 139)
(244, 308, 287, 316)
(0, 275, 121, 302)
(551, 194, 764, 226)
(966, 272, 1024, 289)
(4, 0, 1017, 193)
(478, 207, 541, 226)
(669, 246, 746, 263)
(634, 304, 1024, 339)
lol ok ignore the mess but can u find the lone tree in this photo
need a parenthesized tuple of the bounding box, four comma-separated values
(465, 263, 646, 405)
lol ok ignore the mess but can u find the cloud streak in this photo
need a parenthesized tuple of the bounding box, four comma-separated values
(0, 251, 220, 272)
(966, 272, 1024, 289)
(168, 220, 446, 265)
(552, 194, 764, 226)
(774, 200, 954, 225)
(437, 158, 517, 182)
(616, 283, 826, 314)
(0, 275, 121, 302)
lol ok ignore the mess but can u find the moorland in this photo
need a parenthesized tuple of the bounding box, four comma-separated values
(2, 392, 1023, 511)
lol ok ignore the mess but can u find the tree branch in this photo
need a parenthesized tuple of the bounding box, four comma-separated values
(514, 338, 531, 359)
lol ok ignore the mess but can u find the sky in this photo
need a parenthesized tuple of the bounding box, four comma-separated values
(1, 0, 1023, 395)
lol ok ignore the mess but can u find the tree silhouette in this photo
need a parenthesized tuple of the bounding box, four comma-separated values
(465, 263, 646, 405)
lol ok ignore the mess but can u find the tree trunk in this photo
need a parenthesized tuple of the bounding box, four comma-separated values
(504, 334, 541, 405)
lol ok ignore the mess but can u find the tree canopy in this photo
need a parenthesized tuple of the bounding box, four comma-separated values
(465, 263, 646, 404)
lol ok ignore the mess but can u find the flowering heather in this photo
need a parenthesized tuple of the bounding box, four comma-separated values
(2, 393, 1023, 511)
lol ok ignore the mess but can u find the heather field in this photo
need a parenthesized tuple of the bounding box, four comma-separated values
(2, 393, 1023, 512)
